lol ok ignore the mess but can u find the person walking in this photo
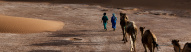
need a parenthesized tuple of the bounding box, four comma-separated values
(111, 13, 117, 31)
(102, 13, 108, 31)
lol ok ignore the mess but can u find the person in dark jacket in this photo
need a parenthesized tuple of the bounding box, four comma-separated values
(102, 13, 108, 30)
(111, 13, 117, 31)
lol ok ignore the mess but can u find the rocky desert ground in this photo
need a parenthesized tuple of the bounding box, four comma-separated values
(0, 1, 191, 52)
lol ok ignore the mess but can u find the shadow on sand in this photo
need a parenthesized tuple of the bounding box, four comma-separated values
(47, 30, 89, 37)
(48, 33, 85, 37)
(48, 29, 115, 37)
(90, 50, 127, 52)
(78, 29, 113, 32)
(31, 40, 99, 46)
(29, 50, 61, 52)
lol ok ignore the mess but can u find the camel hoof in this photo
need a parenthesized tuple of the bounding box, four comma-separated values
(126, 40, 128, 42)
(130, 48, 135, 52)
(122, 39, 124, 41)
(123, 42, 126, 44)
(124, 41, 127, 44)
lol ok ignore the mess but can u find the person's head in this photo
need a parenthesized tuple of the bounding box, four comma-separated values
(103, 13, 106, 15)
(112, 13, 115, 16)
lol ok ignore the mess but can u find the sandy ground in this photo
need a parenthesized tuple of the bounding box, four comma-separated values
(0, 1, 191, 52)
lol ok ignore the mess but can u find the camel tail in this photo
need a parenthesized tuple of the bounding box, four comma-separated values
(132, 22, 137, 41)
(152, 39, 159, 50)
(151, 33, 159, 50)
(147, 30, 159, 50)
(132, 29, 137, 41)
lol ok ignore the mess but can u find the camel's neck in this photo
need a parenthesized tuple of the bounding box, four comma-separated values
(173, 44, 182, 52)
(120, 16, 128, 22)
(120, 19, 128, 26)
(120, 19, 127, 22)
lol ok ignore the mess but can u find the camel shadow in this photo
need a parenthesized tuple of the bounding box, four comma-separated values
(29, 50, 61, 52)
(31, 40, 99, 46)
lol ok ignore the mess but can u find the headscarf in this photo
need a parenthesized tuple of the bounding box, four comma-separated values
(112, 13, 115, 17)
(111, 13, 117, 22)
(112, 13, 117, 20)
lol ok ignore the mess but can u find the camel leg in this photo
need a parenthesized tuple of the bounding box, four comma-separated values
(124, 33, 127, 43)
(121, 26, 127, 43)
(130, 35, 134, 52)
(148, 44, 153, 52)
(153, 44, 155, 52)
(124, 29, 127, 43)
(143, 44, 147, 52)
(130, 34, 136, 52)
(133, 38, 136, 52)
(121, 26, 125, 41)
(133, 41, 136, 52)
(131, 34, 136, 52)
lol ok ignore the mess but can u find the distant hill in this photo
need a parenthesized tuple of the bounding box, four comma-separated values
(3, 0, 191, 10)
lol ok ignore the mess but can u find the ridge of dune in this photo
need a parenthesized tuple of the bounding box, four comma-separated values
(0, 15, 64, 33)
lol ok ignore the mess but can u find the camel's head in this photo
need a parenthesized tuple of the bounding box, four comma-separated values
(120, 13, 127, 20)
(172, 39, 181, 52)
(172, 39, 180, 46)
(139, 27, 145, 32)
(120, 13, 124, 16)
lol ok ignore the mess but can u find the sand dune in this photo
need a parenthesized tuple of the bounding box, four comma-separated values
(0, 15, 64, 33)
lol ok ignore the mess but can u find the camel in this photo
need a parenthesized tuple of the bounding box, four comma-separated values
(182, 43, 191, 52)
(172, 40, 191, 52)
(120, 13, 129, 42)
(139, 27, 159, 52)
(120, 13, 137, 52)
(125, 21, 138, 52)
(172, 40, 182, 52)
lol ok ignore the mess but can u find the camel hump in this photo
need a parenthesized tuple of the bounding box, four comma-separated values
(127, 21, 137, 29)
(126, 21, 137, 32)
(128, 21, 135, 25)
(182, 43, 191, 52)
(186, 43, 191, 48)
(146, 30, 150, 32)
(145, 30, 155, 36)
(145, 30, 151, 34)
(145, 29, 157, 41)
(130, 21, 135, 24)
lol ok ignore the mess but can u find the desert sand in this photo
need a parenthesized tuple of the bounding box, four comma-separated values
(0, 0, 190, 52)
(0, 15, 64, 33)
